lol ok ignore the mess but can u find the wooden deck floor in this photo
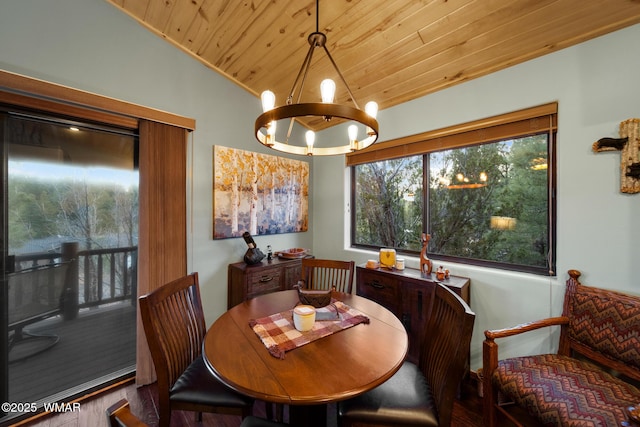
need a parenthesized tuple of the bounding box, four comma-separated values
(8, 302, 136, 404)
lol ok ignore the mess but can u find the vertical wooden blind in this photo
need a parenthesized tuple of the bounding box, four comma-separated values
(346, 102, 558, 166)
(136, 120, 188, 384)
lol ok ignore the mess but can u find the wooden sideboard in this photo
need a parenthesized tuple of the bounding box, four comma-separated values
(227, 257, 306, 309)
(356, 265, 470, 363)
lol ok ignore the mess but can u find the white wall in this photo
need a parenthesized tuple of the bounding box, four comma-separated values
(1, 0, 639, 372)
(0, 0, 312, 325)
(316, 24, 640, 370)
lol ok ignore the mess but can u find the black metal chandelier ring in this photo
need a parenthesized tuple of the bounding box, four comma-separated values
(255, 103, 379, 156)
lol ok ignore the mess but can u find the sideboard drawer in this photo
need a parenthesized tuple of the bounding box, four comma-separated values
(247, 267, 282, 298)
(228, 257, 308, 308)
(356, 270, 400, 314)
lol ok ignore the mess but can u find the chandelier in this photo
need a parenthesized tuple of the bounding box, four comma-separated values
(255, 0, 379, 156)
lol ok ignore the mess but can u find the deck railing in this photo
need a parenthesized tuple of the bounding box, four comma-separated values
(11, 242, 138, 323)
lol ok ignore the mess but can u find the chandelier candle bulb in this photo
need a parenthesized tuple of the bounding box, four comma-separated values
(305, 130, 315, 155)
(321, 79, 336, 103)
(261, 90, 276, 112)
(266, 121, 276, 146)
(365, 101, 378, 117)
(348, 125, 359, 150)
(365, 101, 378, 135)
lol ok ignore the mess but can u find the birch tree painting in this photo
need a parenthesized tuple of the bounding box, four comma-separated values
(213, 146, 309, 239)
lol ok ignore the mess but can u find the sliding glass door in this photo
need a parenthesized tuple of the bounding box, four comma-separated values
(1, 110, 139, 422)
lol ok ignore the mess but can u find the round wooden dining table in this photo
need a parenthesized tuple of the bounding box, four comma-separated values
(203, 289, 408, 427)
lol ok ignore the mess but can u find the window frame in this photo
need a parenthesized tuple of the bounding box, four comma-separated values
(348, 103, 557, 276)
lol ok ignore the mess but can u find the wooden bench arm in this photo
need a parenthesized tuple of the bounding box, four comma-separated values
(482, 315, 570, 427)
(484, 316, 569, 341)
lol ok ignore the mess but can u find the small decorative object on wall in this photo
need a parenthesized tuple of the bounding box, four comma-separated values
(213, 145, 309, 238)
(593, 118, 640, 193)
(420, 233, 433, 275)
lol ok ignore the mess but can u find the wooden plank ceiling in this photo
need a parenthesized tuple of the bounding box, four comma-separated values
(106, 0, 640, 131)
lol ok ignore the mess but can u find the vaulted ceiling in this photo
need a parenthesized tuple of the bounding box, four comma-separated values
(107, 0, 640, 131)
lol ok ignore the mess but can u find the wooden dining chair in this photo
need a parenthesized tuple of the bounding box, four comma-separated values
(300, 258, 355, 293)
(106, 399, 148, 427)
(337, 282, 475, 427)
(139, 273, 254, 427)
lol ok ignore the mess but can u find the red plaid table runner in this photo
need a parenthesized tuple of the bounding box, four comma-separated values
(248, 300, 370, 359)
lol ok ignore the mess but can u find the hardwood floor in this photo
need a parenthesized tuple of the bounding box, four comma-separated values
(10, 377, 487, 427)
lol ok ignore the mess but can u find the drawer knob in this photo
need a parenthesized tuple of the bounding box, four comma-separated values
(259, 275, 274, 283)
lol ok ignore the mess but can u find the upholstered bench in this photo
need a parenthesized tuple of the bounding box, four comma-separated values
(482, 269, 640, 427)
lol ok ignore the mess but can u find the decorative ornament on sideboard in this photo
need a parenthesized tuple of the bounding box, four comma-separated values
(242, 231, 265, 265)
(593, 118, 640, 193)
(379, 248, 396, 270)
(420, 233, 433, 275)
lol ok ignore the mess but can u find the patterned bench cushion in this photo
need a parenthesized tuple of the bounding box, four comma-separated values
(492, 354, 640, 427)
(568, 283, 640, 371)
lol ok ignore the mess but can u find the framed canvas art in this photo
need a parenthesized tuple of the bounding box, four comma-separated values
(213, 145, 309, 239)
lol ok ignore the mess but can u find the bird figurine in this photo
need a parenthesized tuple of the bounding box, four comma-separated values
(294, 281, 332, 308)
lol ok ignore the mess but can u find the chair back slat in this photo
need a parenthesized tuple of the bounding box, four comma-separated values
(301, 259, 355, 293)
(419, 283, 475, 427)
(139, 273, 206, 389)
